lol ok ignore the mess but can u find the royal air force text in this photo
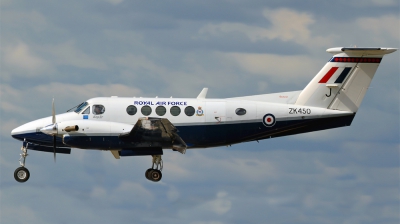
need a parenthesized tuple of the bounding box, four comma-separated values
(134, 101, 187, 106)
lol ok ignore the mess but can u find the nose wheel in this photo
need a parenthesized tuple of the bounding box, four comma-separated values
(14, 167, 30, 182)
(14, 143, 30, 183)
(145, 155, 163, 182)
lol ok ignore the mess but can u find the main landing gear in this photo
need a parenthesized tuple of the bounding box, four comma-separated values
(145, 155, 163, 182)
(14, 143, 30, 183)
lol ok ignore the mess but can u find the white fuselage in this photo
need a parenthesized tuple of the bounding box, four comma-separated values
(11, 96, 354, 150)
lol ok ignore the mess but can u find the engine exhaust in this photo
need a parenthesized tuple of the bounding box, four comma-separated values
(64, 125, 79, 132)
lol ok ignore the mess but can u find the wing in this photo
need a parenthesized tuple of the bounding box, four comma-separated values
(119, 117, 187, 154)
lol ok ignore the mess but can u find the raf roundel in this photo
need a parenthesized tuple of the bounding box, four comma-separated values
(262, 113, 276, 127)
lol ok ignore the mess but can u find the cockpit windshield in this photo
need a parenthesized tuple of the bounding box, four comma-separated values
(74, 102, 89, 113)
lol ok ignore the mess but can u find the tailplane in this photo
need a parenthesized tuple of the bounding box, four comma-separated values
(295, 47, 397, 112)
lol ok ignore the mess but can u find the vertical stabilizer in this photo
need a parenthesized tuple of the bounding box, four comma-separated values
(295, 47, 397, 112)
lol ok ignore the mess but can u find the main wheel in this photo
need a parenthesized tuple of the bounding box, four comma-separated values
(14, 167, 30, 183)
(149, 169, 162, 182)
(145, 169, 153, 180)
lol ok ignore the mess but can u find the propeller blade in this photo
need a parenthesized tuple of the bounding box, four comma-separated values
(53, 135, 56, 162)
(52, 98, 57, 162)
(52, 98, 56, 124)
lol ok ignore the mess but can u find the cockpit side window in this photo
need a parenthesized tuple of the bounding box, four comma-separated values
(93, 105, 105, 115)
(74, 102, 88, 113)
(82, 107, 90, 114)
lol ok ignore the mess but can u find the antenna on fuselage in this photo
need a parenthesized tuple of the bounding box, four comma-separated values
(197, 88, 208, 99)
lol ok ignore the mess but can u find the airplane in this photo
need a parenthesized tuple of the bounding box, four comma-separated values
(11, 47, 397, 183)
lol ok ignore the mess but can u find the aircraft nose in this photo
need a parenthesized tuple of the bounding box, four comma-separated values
(11, 118, 50, 142)
(11, 121, 41, 140)
(11, 125, 26, 140)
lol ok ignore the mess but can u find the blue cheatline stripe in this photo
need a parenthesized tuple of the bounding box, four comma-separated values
(334, 67, 352, 83)
(12, 114, 356, 149)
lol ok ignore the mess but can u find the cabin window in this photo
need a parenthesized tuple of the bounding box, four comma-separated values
(82, 107, 90, 114)
(126, 105, 137, 115)
(156, 106, 166, 116)
(184, 106, 195, 116)
(235, 108, 246, 116)
(93, 105, 105, 115)
(141, 106, 152, 116)
(170, 106, 181, 116)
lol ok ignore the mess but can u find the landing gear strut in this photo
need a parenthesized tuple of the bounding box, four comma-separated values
(14, 143, 30, 183)
(145, 155, 163, 182)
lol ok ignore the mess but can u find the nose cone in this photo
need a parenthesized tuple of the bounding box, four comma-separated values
(11, 124, 29, 140)
(11, 118, 47, 141)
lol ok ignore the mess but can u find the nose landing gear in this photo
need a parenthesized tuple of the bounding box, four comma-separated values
(14, 143, 30, 183)
(145, 155, 163, 182)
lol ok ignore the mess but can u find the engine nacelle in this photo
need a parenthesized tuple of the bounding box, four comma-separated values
(56, 120, 133, 135)
(58, 120, 133, 149)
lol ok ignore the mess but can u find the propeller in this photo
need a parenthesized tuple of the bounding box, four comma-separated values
(52, 98, 56, 162)
(40, 98, 57, 162)
(52, 98, 56, 124)
(53, 135, 56, 162)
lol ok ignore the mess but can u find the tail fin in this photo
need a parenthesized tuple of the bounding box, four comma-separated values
(295, 47, 397, 112)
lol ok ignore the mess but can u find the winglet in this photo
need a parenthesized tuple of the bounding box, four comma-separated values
(197, 88, 208, 99)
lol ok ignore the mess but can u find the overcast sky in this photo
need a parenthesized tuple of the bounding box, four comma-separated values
(1, 1, 399, 223)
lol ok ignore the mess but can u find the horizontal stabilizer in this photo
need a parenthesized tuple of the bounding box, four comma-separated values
(327, 47, 397, 55)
